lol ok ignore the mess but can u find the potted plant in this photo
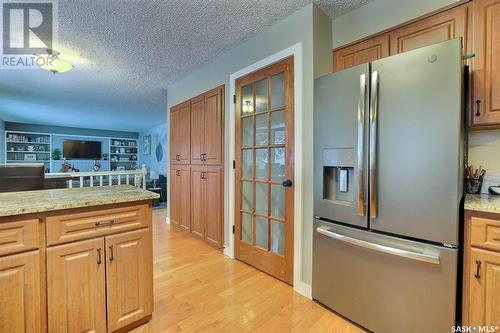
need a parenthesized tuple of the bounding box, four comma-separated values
(52, 148, 61, 160)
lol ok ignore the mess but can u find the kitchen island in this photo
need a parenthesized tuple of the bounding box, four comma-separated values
(0, 185, 159, 333)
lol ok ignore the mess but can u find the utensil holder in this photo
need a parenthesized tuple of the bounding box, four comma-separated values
(466, 178, 483, 194)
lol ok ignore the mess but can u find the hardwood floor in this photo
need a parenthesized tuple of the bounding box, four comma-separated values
(132, 208, 364, 333)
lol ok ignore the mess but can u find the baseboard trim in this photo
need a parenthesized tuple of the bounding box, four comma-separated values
(165, 217, 170, 224)
(294, 281, 312, 299)
(223, 246, 234, 259)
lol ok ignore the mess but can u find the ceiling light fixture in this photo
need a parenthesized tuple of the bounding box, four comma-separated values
(39, 49, 74, 74)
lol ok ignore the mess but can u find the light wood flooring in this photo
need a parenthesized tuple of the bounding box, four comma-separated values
(131, 208, 364, 333)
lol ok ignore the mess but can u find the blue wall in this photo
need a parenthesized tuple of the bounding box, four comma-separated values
(51, 135, 111, 172)
(139, 123, 167, 175)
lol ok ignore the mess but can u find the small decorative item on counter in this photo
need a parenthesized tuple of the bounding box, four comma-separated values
(465, 165, 486, 194)
(489, 186, 500, 195)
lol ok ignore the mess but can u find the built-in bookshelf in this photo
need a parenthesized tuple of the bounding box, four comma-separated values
(5, 131, 52, 172)
(109, 138, 138, 171)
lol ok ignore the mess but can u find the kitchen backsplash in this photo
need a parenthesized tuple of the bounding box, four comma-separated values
(468, 129, 500, 193)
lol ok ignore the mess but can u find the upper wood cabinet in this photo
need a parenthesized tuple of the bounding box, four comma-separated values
(333, 34, 389, 72)
(190, 95, 205, 165)
(105, 229, 153, 332)
(0, 250, 40, 333)
(203, 87, 224, 165)
(471, 0, 500, 127)
(169, 165, 191, 231)
(389, 5, 469, 55)
(170, 101, 191, 165)
(47, 238, 107, 333)
(469, 247, 500, 326)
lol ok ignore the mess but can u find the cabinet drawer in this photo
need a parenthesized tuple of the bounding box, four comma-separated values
(471, 216, 500, 252)
(0, 219, 39, 256)
(46, 204, 151, 246)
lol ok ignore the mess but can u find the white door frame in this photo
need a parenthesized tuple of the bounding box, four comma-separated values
(225, 42, 309, 298)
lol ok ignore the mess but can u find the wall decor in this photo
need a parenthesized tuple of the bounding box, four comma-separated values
(143, 135, 151, 155)
(155, 133, 164, 162)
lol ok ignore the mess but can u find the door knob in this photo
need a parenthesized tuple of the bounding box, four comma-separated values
(282, 179, 293, 188)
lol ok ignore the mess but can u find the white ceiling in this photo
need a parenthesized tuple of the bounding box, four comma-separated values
(0, 0, 372, 132)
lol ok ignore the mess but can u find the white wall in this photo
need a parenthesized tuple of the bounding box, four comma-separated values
(139, 123, 168, 176)
(0, 119, 4, 163)
(469, 130, 500, 174)
(332, 0, 461, 48)
(167, 3, 332, 288)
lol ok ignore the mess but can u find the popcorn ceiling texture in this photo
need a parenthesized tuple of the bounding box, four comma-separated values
(0, 0, 371, 131)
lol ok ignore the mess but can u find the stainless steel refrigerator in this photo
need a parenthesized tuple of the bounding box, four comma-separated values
(312, 39, 464, 333)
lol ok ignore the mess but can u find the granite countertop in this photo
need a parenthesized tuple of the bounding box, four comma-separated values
(0, 185, 160, 218)
(465, 194, 500, 214)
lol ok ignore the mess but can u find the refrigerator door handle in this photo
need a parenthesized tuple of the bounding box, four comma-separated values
(369, 71, 379, 219)
(357, 74, 367, 217)
(316, 226, 441, 265)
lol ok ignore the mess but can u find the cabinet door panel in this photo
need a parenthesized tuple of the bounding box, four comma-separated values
(191, 168, 204, 238)
(170, 105, 180, 164)
(471, 0, 500, 127)
(170, 101, 191, 164)
(169, 168, 180, 226)
(191, 95, 205, 165)
(333, 34, 389, 72)
(0, 250, 40, 333)
(179, 167, 191, 231)
(469, 248, 500, 326)
(47, 238, 106, 333)
(106, 229, 153, 332)
(204, 88, 223, 165)
(389, 5, 468, 55)
(204, 167, 223, 248)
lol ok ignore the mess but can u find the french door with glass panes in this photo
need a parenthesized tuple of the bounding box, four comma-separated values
(234, 57, 294, 284)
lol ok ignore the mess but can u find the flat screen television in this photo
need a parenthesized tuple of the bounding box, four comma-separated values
(63, 140, 102, 159)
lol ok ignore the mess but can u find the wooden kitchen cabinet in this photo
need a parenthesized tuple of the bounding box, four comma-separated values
(389, 4, 469, 55)
(463, 211, 500, 327)
(170, 165, 191, 231)
(0, 250, 40, 333)
(333, 34, 389, 72)
(105, 229, 153, 332)
(190, 166, 223, 248)
(189, 86, 224, 165)
(170, 101, 191, 165)
(469, 247, 500, 326)
(47, 238, 107, 333)
(471, 0, 500, 127)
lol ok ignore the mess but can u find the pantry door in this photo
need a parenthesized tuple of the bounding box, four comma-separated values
(234, 57, 294, 284)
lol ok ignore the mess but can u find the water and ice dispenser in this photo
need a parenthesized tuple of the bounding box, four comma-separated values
(322, 148, 355, 204)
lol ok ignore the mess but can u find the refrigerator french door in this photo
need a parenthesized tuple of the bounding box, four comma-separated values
(312, 39, 464, 333)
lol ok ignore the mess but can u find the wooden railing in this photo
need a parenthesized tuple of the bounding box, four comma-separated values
(45, 165, 147, 189)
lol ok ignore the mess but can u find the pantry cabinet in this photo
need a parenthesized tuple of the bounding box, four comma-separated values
(169, 165, 191, 231)
(190, 166, 223, 248)
(170, 101, 191, 165)
(463, 212, 500, 327)
(169, 86, 224, 248)
(470, 0, 500, 127)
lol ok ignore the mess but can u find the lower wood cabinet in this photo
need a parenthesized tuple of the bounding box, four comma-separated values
(170, 165, 191, 231)
(469, 247, 500, 326)
(464, 212, 500, 327)
(47, 228, 153, 333)
(0, 250, 40, 333)
(47, 238, 107, 333)
(105, 229, 153, 332)
(191, 166, 223, 248)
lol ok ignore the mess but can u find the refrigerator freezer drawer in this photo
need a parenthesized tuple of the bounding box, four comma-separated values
(312, 219, 457, 333)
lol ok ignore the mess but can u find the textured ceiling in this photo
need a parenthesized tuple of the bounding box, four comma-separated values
(0, 0, 372, 132)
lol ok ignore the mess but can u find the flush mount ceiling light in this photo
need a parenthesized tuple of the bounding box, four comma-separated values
(38, 49, 74, 74)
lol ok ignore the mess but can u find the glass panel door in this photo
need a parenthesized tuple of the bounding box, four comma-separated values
(234, 57, 294, 284)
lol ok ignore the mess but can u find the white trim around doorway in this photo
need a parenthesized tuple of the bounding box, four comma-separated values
(225, 42, 310, 299)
